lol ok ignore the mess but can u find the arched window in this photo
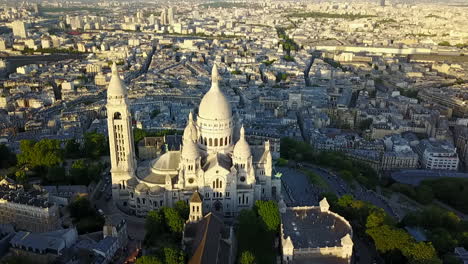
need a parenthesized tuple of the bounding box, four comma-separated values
(213, 181, 216, 189)
(137, 198, 140, 204)
(219, 180, 222, 188)
(225, 137, 228, 145)
(214, 138, 218, 147)
(114, 112, 122, 120)
(204, 137, 207, 145)
(209, 138, 212, 146)
(220, 138, 223, 146)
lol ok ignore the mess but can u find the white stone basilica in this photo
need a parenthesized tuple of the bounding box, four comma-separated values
(107, 63, 281, 217)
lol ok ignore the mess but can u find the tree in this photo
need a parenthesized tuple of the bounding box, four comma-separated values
(366, 225, 412, 254)
(17, 139, 63, 168)
(136, 256, 163, 264)
(68, 196, 95, 218)
(146, 210, 166, 236)
(163, 207, 184, 233)
(239, 251, 256, 264)
(438, 41, 451, 46)
(174, 200, 189, 220)
(134, 128, 147, 144)
(255, 200, 280, 233)
(68, 196, 104, 234)
(403, 241, 442, 264)
(163, 247, 185, 264)
(358, 118, 373, 130)
(64, 139, 81, 158)
(14, 170, 27, 183)
(70, 159, 88, 184)
(0, 144, 16, 169)
(366, 209, 393, 229)
(46, 166, 66, 183)
(83, 132, 108, 159)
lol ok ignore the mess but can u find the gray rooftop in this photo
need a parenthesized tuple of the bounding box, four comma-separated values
(282, 207, 352, 249)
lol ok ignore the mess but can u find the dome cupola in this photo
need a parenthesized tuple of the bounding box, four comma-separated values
(233, 125, 251, 159)
(181, 127, 200, 160)
(183, 112, 198, 142)
(198, 64, 232, 121)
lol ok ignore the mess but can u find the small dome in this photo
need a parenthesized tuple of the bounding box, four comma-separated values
(151, 152, 181, 171)
(233, 125, 251, 158)
(126, 177, 139, 187)
(183, 112, 198, 142)
(198, 64, 232, 121)
(135, 183, 149, 193)
(182, 138, 200, 160)
(149, 185, 164, 195)
(107, 62, 126, 97)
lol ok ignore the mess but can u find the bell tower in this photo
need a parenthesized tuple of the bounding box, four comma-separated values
(107, 62, 136, 206)
(188, 191, 203, 222)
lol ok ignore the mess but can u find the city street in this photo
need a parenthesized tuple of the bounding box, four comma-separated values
(92, 175, 146, 242)
(279, 164, 399, 219)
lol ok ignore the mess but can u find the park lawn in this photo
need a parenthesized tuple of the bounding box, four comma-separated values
(300, 168, 330, 191)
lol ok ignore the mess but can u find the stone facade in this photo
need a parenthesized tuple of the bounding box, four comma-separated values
(108, 64, 281, 217)
(0, 184, 60, 233)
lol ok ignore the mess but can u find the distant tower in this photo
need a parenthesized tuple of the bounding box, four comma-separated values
(168, 7, 175, 25)
(160, 9, 168, 25)
(188, 191, 203, 222)
(380, 0, 386, 6)
(107, 63, 136, 207)
(11, 21, 27, 38)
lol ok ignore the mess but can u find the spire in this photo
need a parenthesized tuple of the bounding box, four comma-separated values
(111, 62, 118, 75)
(211, 64, 220, 91)
(188, 111, 193, 123)
(108, 62, 126, 97)
(240, 125, 245, 138)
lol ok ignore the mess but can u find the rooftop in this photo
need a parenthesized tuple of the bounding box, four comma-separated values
(282, 207, 352, 249)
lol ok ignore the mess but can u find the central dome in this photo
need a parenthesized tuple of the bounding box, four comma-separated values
(198, 64, 232, 121)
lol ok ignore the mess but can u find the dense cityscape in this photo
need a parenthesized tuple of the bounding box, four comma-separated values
(0, 0, 467, 263)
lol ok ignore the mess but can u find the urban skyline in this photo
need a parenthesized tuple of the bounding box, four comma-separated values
(0, 0, 466, 264)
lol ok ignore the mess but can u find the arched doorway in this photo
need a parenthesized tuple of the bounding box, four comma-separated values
(214, 201, 223, 212)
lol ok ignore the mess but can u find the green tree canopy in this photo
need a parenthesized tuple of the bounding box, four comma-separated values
(146, 210, 166, 236)
(255, 200, 280, 233)
(239, 251, 256, 264)
(163, 207, 184, 233)
(163, 247, 185, 264)
(83, 132, 108, 159)
(174, 200, 189, 221)
(14, 170, 27, 183)
(17, 139, 63, 168)
(135, 256, 163, 264)
(68, 196, 95, 219)
(64, 139, 81, 159)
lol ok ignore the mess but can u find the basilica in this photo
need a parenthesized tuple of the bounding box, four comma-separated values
(107, 63, 281, 217)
